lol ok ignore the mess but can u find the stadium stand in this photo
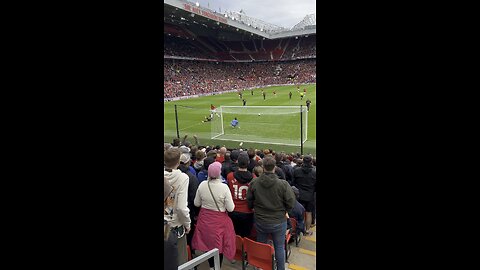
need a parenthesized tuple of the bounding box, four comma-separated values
(164, 1, 317, 269)
(164, 59, 316, 98)
(164, 34, 316, 61)
(164, 139, 317, 269)
(281, 35, 316, 60)
(164, 35, 214, 59)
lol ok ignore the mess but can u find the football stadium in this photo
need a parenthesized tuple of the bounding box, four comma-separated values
(163, 1, 317, 269)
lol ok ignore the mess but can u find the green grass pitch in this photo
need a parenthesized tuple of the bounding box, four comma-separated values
(163, 84, 316, 155)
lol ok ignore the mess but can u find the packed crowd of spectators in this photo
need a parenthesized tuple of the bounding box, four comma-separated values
(164, 59, 316, 98)
(164, 134, 316, 270)
(164, 35, 214, 59)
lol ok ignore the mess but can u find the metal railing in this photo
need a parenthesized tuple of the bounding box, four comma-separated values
(178, 248, 220, 270)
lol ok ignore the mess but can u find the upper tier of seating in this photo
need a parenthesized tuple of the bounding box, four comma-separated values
(164, 24, 316, 61)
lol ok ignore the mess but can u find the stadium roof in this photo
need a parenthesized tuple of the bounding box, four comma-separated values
(164, 0, 315, 40)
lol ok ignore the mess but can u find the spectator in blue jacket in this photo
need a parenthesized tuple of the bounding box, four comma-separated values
(288, 186, 306, 235)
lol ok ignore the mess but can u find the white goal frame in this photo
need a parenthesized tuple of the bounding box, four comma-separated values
(211, 106, 307, 146)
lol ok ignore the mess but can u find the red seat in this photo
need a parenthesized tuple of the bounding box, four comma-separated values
(234, 235, 246, 270)
(266, 228, 292, 262)
(186, 245, 192, 261)
(250, 225, 292, 262)
(289, 217, 301, 246)
(244, 237, 275, 270)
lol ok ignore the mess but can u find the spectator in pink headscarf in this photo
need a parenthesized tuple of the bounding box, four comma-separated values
(191, 162, 236, 269)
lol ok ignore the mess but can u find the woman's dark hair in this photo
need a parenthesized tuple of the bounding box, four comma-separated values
(203, 157, 215, 170)
(247, 148, 255, 159)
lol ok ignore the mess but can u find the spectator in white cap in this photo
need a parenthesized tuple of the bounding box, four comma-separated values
(179, 150, 195, 176)
(179, 145, 191, 157)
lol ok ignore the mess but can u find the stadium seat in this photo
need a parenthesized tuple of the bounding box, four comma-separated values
(186, 244, 192, 261)
(285, 229, 292, 262)
(289, 217, 302, 247)
(234, 235, 246, 270)
(259, 228, 292, 263)
(243, 237, 276, 270)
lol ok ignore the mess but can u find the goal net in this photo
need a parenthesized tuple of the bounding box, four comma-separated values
(211, 106, 307, 146)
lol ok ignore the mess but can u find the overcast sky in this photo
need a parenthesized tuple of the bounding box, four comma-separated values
(192, 0, 315, 29)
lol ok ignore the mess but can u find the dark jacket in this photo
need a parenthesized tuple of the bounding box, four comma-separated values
(246, 172, 295, 224)
(288, 200, 306, 233)
(275, 166, 286, 180)
(179, 165, 200, 221)
(292, 164, 316, 201)
(278, 161, 294, 185)
(247, 158, 257, 173)
(233, 170, 254, 185)
(222, 161, 238, 179)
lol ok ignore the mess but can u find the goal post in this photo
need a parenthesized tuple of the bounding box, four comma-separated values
(211, 106, 307, 147)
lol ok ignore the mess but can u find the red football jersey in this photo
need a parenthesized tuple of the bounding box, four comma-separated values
(227, 172, 255, 213)
(216, 155, 225, 163)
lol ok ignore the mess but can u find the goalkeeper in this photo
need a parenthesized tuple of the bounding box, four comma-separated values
(231, 117, 240, 128)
